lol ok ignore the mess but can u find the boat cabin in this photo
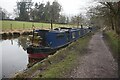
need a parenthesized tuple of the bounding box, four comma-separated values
(31, 27, 88, 48)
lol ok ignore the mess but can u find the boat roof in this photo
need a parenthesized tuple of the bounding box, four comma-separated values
(49, 28, 80, 33)
(34, 27, 81, 33)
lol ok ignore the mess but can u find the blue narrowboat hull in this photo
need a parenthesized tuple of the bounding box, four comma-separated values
(27, 27, 91, 58)
(27, 43, 70, 58)
(27, 41, 70, 54)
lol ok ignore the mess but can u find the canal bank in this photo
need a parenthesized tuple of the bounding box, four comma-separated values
(13, 32, 93, 78)
(1, 30, 33, 39)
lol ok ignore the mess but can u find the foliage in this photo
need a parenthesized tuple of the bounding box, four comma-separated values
(0, 7, 10, 20)
(14, 0, 67, 24)
(50, 1, 62, 23)
(43, 1, 51, 22)
(15, 0, 33, 21)
(58, 15, 67, 24)
(87, 1, 120, 35)
(70, 14, 85, 26)
(103, 31, 120, 61)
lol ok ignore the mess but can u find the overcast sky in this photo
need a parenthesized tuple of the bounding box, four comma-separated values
(0, 0, 97, 17)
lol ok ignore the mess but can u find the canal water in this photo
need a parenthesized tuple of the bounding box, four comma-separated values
(1, 36, 42, 78)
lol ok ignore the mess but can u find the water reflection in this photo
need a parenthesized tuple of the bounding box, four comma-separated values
(2, 38, 28, 78)
(2, 36, 44, 78)
(2, 34, 20, 40)
(18, 36, 30, 50)
(18, 36, 46, 68)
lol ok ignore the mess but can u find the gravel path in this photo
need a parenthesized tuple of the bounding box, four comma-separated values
(70, 32, 118, 78)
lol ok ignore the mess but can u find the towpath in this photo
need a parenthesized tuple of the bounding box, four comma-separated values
(69, 32, 118, 78)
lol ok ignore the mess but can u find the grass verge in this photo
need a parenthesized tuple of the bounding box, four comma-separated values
(1, 20, 71, 31)
(103, 30, 120, 61)
(14, 32, 93, 78)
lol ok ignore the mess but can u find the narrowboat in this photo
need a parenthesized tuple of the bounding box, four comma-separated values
(27, 27, 90, 58)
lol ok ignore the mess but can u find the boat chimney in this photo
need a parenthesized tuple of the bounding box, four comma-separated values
(51, 19, 53, 30)
(77, 16, 79, 28)
(32, 24, 35, 45)
(81, 25, 83, 29)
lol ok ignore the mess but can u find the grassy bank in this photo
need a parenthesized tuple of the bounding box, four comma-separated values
(14, 32, 92, 78)
(103, 30, 120, 61)
(1, 20, 70, 31)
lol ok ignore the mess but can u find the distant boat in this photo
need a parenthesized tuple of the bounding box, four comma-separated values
(27, 27, 90, 58)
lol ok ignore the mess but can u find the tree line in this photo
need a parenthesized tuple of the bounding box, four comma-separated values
(0, 7, 11, 20)
(14, 0, 68, 24)
(87, 1, 120, 35)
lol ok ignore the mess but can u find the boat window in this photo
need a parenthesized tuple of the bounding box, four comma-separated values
(56, 33, 64, 39)
(72, 32, 75, 39)
(79, 31, 80, 35)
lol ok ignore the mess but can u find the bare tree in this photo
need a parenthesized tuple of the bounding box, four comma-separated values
(87, 1, 120, 35)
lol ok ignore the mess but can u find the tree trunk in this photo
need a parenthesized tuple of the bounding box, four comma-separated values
(117, 15, 120, 36)
(115, 15, 120, 35)
(110, 17, 114, 30)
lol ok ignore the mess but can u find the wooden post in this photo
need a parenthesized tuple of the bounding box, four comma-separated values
(23, 23, 25, 29)
(51, 19, 53, 30)
(10, 24, 12, 31)
(11, 39, 13, 45)
(42, 24, 43, 29)
(32, 23, 34, 29)
(77, 16, 79, 28)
